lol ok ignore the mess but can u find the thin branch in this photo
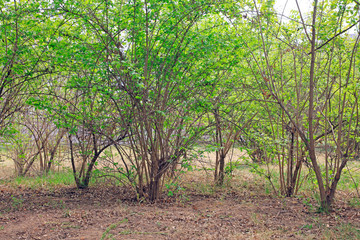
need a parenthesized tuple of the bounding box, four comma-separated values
(295, 0, 311, 42)
(353, 0, 360, 6)
(309, 20, 360, 54)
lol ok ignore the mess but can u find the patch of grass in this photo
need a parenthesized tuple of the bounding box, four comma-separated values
(118, 230, 132, 235)
(101, 218, 128, 240)
(43, 199, 67, 209)
(11, 170, 75, 189)
(190, 182, 216, 196)
(61, 222, 81, 229)
(118, 230, 168, 235)
(348, 197, 360, 208)
(44, 221, 59, 225)
(301, 224, 313, 230)
(323, 223, 360, 240)
(10, 195, 24, 210)
(63, 209, 72, 218)
(337, 163, 360, 192)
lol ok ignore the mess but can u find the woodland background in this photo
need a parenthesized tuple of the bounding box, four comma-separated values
(1, 0, 360, 238)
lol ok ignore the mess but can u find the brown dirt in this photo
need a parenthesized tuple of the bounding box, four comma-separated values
(1, 184, 360, 240)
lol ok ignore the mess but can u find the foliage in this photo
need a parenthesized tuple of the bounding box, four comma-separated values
(0, 0, 360, 209)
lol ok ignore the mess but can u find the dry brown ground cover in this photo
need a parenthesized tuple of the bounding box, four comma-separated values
(1, 149, 360, 239)
(1, 179, 360, 240)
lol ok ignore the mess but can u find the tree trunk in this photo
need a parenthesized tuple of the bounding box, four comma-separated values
(149, 173, 161, 202)
(307, 0, 330, 211)
(80, 153, 101, 188)
(216, 153, 226, 186)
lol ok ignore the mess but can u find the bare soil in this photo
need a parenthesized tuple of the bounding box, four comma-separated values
(1, 183, 360, 240)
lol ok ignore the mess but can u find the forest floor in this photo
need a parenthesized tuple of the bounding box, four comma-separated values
(1, 179, 360, 240)
(1, 148, 360, 239)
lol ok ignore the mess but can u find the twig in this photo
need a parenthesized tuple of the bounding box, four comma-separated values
(309, 20, 360, 54)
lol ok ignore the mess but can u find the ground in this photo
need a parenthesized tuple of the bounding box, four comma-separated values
(1, 149, 360, 239)
(1, 183, 360, 240)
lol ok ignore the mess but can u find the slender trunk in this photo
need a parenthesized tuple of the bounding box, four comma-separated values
(214, 150, 219, 181)
(46, 133, 64, 173)
(217, 154, 226, 186)
(81, 152, 101, 188)
(68, 134, 81, 188)
(308, 0, 328, 211)
(22, 151, 41, 176)
(286, 130, 295, 197)
(326, 158, 348, 206)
